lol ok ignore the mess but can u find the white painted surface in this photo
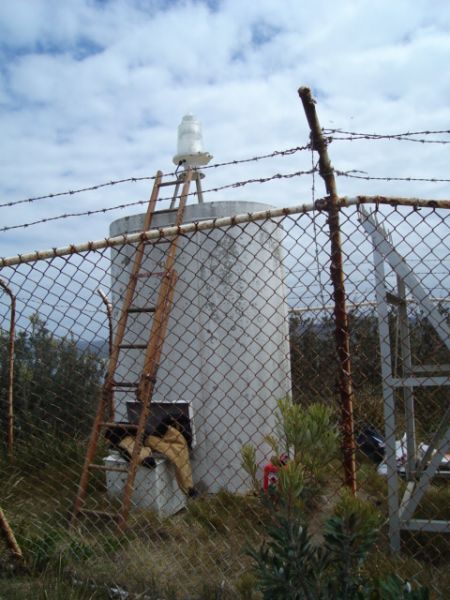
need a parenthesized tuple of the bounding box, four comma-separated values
(103, 452, 186, 516)
(109, 201, 291, 493)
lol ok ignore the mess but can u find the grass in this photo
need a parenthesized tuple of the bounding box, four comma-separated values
(1, 431, 449, 599)
(1, 435, 267, 598)
(62, 491, 267, 599)
(0, 573, 108, 600)
(362, 544, 450, 598)
(355, 459, 450, 598)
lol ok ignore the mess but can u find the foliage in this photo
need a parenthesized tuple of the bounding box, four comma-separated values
(243, 399, 429, 599)
(241, 444, 259, 494)
(322, 493, 381, 598)
(247, 507, 325, 600)
(242, 398, 338, 510)
(247, 493, 429, 600)
(289, 313, 337, 406)
(289, 307, 450, 434)
(0, 313, 103, 444)
(275, 398, 338, 476)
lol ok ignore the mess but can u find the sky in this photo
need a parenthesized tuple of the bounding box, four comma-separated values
(1, 0, 450, 262)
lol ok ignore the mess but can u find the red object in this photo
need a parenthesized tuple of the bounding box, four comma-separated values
(263, 462, 280, 492)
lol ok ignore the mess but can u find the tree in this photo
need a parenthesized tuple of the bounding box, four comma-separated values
(0, 314, 103, 445)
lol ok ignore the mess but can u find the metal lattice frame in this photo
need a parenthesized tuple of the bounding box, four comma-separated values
(360, 206, 450, 551)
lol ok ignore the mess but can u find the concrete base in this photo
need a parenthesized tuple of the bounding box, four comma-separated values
(103, 452, 186, 516)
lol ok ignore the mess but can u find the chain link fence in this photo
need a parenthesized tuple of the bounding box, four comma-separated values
(0, 200, 449, 598)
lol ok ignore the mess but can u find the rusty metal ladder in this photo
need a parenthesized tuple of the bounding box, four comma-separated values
(71, 168, 193, 531)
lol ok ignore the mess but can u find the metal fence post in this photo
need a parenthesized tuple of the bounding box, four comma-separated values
(298, 86, 357, 493)
(0, 278, 15, 461)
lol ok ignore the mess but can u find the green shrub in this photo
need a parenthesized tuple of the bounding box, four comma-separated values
(242, 398, 429, 600)
(247, 493, 429, 599)
(242, 398, 338, 510)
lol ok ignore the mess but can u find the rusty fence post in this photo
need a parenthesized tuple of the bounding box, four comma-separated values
(298, 86, 357, 493)
(0, 506, 23, 561)
(0, 278, 16, 462)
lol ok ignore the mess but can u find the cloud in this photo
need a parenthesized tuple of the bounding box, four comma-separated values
(0, 0, 449, 260)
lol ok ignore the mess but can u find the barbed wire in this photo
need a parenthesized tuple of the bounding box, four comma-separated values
(202, 144, 310, 169)
(0, 144, 310, 210)
(324, 128, 450, 136)
(335, 170, 450, 183)
(331, 136, 450, 144)
(323, 128, 450, 144)
(0, 168, 315, 234)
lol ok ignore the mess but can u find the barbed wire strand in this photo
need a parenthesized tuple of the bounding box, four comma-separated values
(335, 170, 450, 183)
(0, 168, 316, 234)
(324, 128, 450, 136)
(0, 144, 311, 210)
(323, 128, 450, 144)
(330, 135, 450, 144)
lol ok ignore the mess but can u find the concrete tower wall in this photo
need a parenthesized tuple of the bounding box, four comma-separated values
(110, 201, 291, 493)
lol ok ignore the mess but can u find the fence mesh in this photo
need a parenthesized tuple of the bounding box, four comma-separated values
(0, 201, 449, 598)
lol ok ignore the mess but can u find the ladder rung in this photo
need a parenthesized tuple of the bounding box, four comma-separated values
(158, 180, 180, 187)
(73, 171, 192, 533)
(89, 463, 129, 473)
(79, 508, 117, 519)
(118, 344, 147, 350)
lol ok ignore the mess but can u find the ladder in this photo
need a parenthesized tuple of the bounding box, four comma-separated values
(71, 168, 193, 531)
